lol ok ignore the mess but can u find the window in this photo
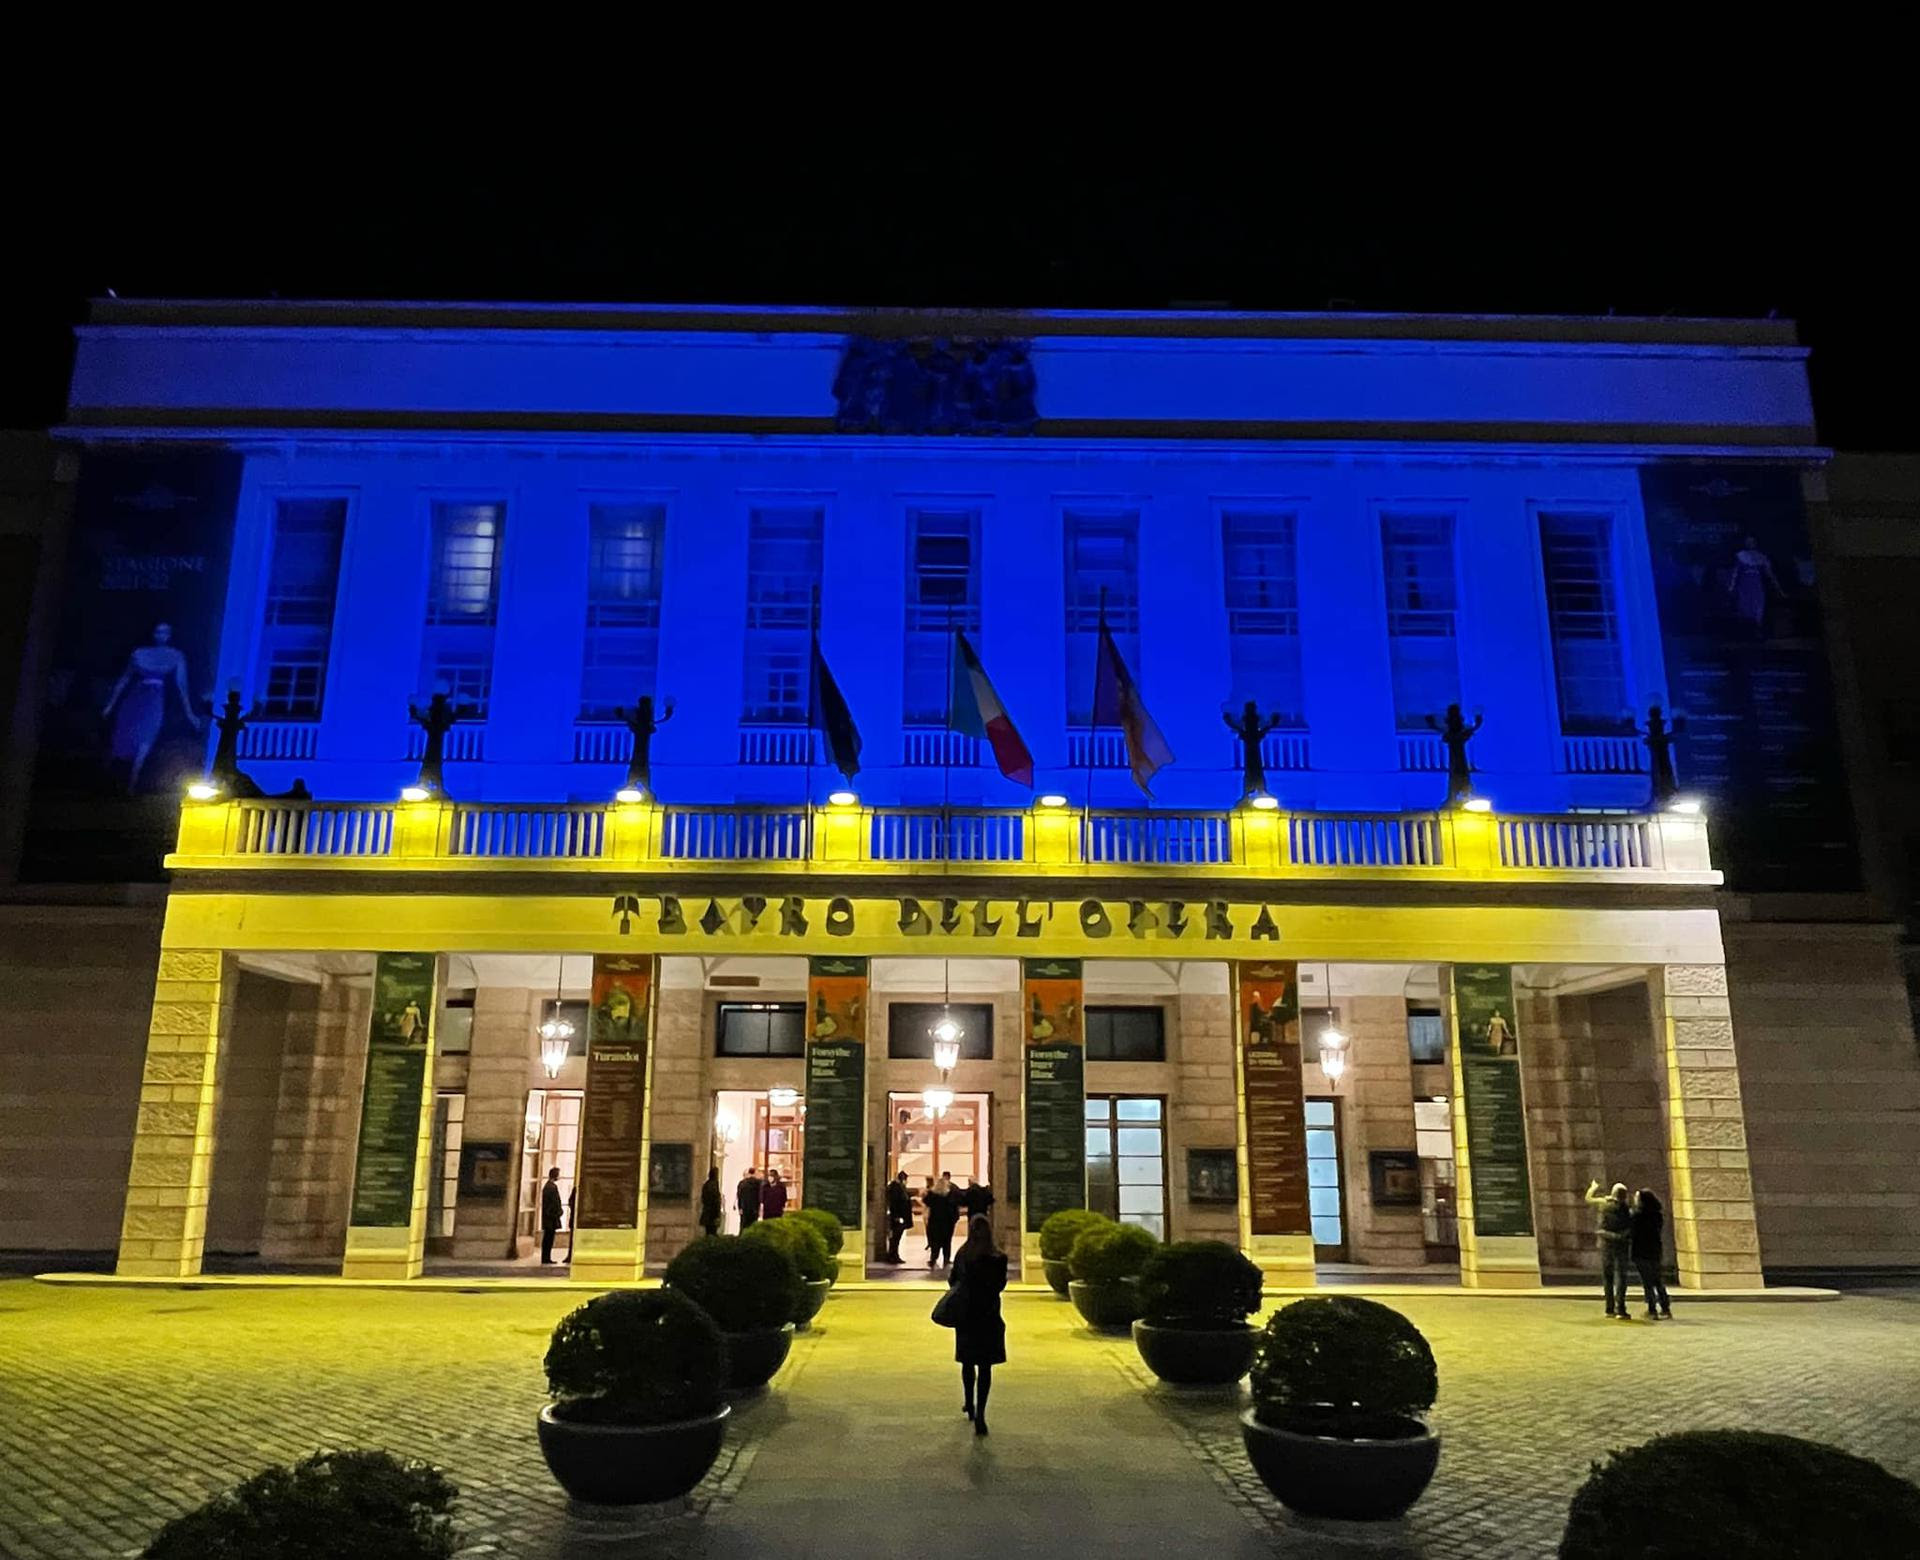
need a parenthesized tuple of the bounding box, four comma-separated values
(1299, 1005, 1340, 1065)
(428, 1091, 465, 1240)
(905, 509, 979, 724)
(742, 507, 822, 724)
(421, 501, 505, 715)
(1085, 1096, 1166, 1238)
(1064, 511, 1138, 725)
(439, 992, 475, 1055)
(887, 1002, 994, 1060)
(716, 1003, 807, 1057)
(1406, 1000, 1446, 1064)
(1085, 1006, 1166, 1062)
(1539, 512, 1631, 734)
(1381, 513, 1460, 730)
(255, 498, 346, 718)
(580, 503, 665, 718)
(1305, 1097, 1346, 1253)
(1222, 511, 1304, 726)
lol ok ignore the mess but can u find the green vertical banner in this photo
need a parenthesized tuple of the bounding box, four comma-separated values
(803, 955, 868, 1230)
(1454, 964, 1534, 1237)
(1023, 957, 1086, 1234)
(576, 955, 653, 1230)
(349, 952, 437, 1227)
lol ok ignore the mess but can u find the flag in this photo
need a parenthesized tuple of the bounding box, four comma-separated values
(809, 637, 862, 782)
(949, 631, 1034, 786)
(1093, 618, 1175, 795)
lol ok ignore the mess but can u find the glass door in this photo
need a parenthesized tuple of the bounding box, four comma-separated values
(1306, 1096, 1348, 1260)
(1084, 1095, 1167, 1239)
(518, 1088, 583, 1244)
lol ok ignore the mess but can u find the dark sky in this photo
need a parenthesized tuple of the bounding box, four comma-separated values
(9, 135, 1914, 447)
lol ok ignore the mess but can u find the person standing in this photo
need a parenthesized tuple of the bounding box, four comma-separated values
(1585, 1179, 1635, 1320)
(946, 1214, 1008, 1436)
(737, 1166, 763, 1232)
(924, 1172, 960, 1269)
(539, 1167, 565, 1265)
(761, 1167, 789, 1220)
(884, 1170, 912, 1264)
(699, 1167, 723, 1238)
(1632, 1188, 1673, 1319)
(961, 1176, 995, 1224)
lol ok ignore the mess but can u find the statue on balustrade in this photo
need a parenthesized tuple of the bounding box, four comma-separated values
(832, 335, 1038, 434)
(408, 691, 477, 796)
(1223, 700, 1286, 800)
(615, 694, 675, 799)
(196, 688, 310, 801)
(1637, 703, 1685, 807)
(1427, 703, 1484, 806)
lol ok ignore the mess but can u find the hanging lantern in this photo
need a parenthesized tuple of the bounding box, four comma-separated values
(930, 1009, 962, 1075)
(537, 1002, 576, 1079)
(1318, 1024, 1352, 1084)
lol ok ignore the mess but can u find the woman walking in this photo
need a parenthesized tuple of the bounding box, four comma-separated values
(947, 1214, 1008, 1436)
(1632, 1188, 1673, 1319)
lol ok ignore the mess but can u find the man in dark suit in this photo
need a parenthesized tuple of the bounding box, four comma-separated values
(884, 1171, 912, 1263)
(540, 1168, 565, 1264)
(737, 1167, 763, 1232)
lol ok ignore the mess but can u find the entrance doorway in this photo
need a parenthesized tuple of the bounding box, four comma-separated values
(518, 1088, 583, 1261)
(882, 1091, 990, 1270)
(713, 1090, 806, 1231)
(1306, 1096, 1349, 1261)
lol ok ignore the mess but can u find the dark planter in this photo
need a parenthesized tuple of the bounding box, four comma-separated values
(1043, 1258, 1073, 1297)
(795, 1278, 833, 1330)
(536, 1403, 731, 1506)
(722, 1324, 794, 1391)
(1069, 1277, 1142, 1332)
(1238, 1408, 1440, 1520)
(1131, 1319, 1257, 1385)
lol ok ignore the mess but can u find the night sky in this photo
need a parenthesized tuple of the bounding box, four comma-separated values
(10, 136, 1913, 448)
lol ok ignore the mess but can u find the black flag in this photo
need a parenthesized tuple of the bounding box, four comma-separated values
(810, 638, 862, 782)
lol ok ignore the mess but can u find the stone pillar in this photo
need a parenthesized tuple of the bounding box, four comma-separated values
(645, 965, 706, 1271)
(1443, 967, 1543, 1288)
(1515, 985, 1606, 1272)
(1171, 972, 1239, 1245)
(117, 950, 233, 1278)
(260, 974, 370, 1263)
(1650, 964, 1763, 1288)
(449, 986, 539, 1260)
(1333, 994, 1427, 1266)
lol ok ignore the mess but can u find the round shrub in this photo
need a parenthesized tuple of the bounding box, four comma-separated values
(1559, 1430, 1920, 1559)
(1250, 1296, 1436, 1435)
(665, 1233, 801, 1333)
(144, 1449, 457, 1559)
(792, 1206, 845, 1258)
(1039, 1207, 1113, 1263)
(745, 1214, 836, 1284)
(1068, 1220, 1159, 1285)
(1138, 1240, 1265, 1327)
(544, 1288, 725, 1427)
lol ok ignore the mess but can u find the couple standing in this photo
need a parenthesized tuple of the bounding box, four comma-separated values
(1586, 1179, 1673, 1320)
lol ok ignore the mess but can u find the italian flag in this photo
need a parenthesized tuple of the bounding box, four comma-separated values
(950, 631, 1034, 787)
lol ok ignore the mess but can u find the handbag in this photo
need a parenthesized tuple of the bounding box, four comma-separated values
(931, 1284, 962, 1328)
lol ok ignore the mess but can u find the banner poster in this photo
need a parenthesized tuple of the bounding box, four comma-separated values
(1453, 964, 1534, 1238)
(1022, 957, 1086, 1233)
(1236, 960, 1312, 1237)
(575, 955, 653, 1230)
(803, 955, 869, 1230)
(22, 446, 244, 883)
(349, 952, 438, 1227)
(1639, 464, 1860, 893)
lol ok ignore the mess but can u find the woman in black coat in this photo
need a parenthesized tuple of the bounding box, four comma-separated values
(947, 1214, 1008, 1435)
(1631, 1188, 1672, 1318)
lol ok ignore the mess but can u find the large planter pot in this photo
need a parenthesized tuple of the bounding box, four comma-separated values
(1238, 1408, 1440, 1520)
(537, 1403, 731, 1506)
(1043, 1258, 1073, 1297)
(1069, 1277, 1141, 1332)
(1131, 1319, 1257, 1385)
(722, 1324, 795, 1392)
(795, 1279, 833, 1330)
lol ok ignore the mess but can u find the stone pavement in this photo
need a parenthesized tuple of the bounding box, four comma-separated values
(0, 1279, 1916, 1559)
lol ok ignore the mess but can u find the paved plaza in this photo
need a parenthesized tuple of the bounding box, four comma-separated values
(0, 1279, 1916, 1558)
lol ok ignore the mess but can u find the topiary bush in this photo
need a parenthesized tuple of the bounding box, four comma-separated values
(1138, 1240, 1266, 1328)
(664, 1233, 801, 1333)
(792, 1206, 845, 1258)
(544, 1288, 725, 1427)
(745, 1214, 836, 1284)
(1039, 1207, 1113, 1263)
(143, 1449, 457, 1559)
(1068, 1220, 1160, 1285)
(1559, 1430, 1920, 1559)
(1250, 1296, 1436, 1437)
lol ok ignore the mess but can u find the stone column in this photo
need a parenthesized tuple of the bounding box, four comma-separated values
(1171, 973, 1238, 1245)
(117, 950, 234, 1278)
(450, 986, 540, 1261)
(1649, 964, 1763, 1288)
(644, 965, 705, 1272)
(260, 974, 370, 1263)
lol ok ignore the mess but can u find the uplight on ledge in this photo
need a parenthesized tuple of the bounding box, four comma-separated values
(1248, 792, 1279, 810)
(614, 786, 645, 804)
(400, 785, 432, 803)
(1037, 793, 1068, 808)
(827, 789, 859, 807)
(185, 781, 221, 801)
(1461, 795, 1493, 814)
(1667, 795, 1705, 816)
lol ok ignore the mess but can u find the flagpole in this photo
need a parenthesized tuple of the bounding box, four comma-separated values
(805, 583, 820, 853)
(1085, 585, 1106, 856)
(941, 601, 955, 867)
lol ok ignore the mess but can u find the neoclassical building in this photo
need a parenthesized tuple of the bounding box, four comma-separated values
(11, 301, 1917, 1286)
